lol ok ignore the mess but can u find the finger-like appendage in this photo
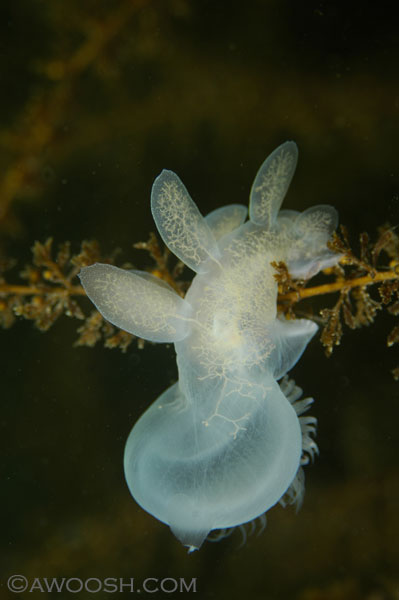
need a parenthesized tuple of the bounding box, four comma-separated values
(151, 170, 220, 273)
(79, 264, 192, 342)
(249, 141, 298, 228)
(205, 204, 247, 241)
(294, 204, 338, 240)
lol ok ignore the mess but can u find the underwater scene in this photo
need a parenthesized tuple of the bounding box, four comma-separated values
(1, 1, 399, 599)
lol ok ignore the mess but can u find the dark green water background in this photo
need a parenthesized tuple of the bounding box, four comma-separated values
(1, 2, 398, 598)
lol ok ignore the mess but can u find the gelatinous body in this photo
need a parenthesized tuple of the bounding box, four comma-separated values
(79, 142, 339, 551)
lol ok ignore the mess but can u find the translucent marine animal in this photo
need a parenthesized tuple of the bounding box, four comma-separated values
(79, 142, 339, 552)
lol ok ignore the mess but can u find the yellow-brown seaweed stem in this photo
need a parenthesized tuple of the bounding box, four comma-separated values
(279, 266, 399, 303)
(0, 284, 86, 297)
(1, 265, 399, 302)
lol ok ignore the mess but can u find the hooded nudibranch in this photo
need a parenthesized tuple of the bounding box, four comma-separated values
(79, 142, 339, 552)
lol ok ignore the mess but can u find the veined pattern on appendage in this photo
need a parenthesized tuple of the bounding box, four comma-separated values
(249, 141, 298, 227)
(91, 268, 179, 332)
(151, 170, 220, 273)
(79, 264, 192, 342)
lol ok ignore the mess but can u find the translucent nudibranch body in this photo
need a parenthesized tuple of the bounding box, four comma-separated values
(79, 142, 339, 552)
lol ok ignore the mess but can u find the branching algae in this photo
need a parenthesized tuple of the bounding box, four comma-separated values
(79, 142, 340, 552)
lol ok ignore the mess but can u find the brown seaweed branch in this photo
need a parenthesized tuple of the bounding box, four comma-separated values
(275, 224, 399, 375)
(0, 234, 184, 352)
(1, 224, 399, 375)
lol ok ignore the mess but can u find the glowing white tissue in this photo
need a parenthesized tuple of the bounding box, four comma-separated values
(79, 141, 339, 551)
